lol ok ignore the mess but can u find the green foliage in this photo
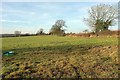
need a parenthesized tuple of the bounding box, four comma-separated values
(49, 20, 67, 36)
(83, 29, 89, 33)
(94, 19, 112, 33)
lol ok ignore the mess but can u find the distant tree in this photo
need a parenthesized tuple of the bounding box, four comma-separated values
(36, 28, 44, 35)
(14, 31, 21, 37)
(83, 29, 89, 33)
(84, 4, 118, 33)
(25, 33, 30, 36)
(49, 20, 67, 36)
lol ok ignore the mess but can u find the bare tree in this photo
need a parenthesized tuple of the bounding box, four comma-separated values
(54, 20, 67, 29)
(84, 4, 118, 33)
(36, 28, 44, 35)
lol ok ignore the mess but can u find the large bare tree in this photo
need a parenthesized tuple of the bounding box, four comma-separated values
(84, 4, 118, 33)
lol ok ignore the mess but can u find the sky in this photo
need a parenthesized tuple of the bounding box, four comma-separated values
(1, 2, 118, 34)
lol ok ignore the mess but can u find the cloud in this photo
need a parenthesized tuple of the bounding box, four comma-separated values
(1, 4, 37, 17)
(0, 19, 28, 23)
(2, 2, 118, 34)
(30, 12, 36, 15)
(1, 9, 21, 13)
(67, 19, 81, 23)
(2, 9, 36, 16)
(42, 13, 50, 17)
(2, 0, 120, 2)
(0, 8, 3, 13)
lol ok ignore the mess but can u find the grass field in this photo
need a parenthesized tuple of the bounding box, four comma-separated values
(1, 36, 119, 78)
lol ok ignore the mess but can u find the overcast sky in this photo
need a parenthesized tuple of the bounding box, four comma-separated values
(1, 2, 118, 34)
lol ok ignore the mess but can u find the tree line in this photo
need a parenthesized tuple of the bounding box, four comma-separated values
(14, 4, 117, 37)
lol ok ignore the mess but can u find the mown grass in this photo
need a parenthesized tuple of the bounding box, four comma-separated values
(1, 35, 119, 78)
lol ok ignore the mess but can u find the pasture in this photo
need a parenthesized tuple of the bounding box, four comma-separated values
(2, 36, 119, 78)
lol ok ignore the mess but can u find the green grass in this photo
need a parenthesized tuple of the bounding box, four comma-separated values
(2, 35, 118, 51)
(2, 36, 119, 78)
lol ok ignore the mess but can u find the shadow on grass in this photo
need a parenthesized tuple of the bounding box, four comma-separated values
(2, 43, 104, 54)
